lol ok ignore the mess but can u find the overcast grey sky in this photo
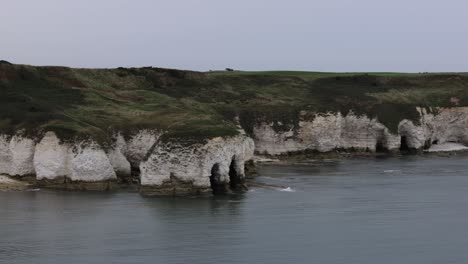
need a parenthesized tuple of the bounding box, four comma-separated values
(1, 0, 467, 72)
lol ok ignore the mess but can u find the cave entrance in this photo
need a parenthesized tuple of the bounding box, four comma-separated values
(210, 163, 226, 195)
(400, 136, 409, 151)
(130, 165, 141, 184)
(229, 158, 243, 191)
(375, 138, 387, 153)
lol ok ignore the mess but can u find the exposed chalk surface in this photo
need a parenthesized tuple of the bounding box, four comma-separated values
(425, 143, 468, 152)
(0, 175, 30, 191)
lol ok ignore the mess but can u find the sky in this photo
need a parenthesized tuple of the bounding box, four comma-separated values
(1, 0, 468, 72)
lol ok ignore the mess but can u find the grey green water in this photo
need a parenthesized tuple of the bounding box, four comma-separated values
(3, 154, 468, 264)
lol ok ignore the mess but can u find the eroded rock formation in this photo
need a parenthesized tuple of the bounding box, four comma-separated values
(2, 107, 468, 195)
(253, 111, 399, 155)
(252, 107, 468, 155)
(0, 130, 255, 195)
(140, 135, 255, 196)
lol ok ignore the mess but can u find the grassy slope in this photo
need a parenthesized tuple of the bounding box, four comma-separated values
(1, 62, 468, 144)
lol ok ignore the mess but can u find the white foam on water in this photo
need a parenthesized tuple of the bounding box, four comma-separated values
(258, 176, 277, 180)
(384, 170, 399, 173)
(279, 187, 295, 192)
(26, 188, 41, 192)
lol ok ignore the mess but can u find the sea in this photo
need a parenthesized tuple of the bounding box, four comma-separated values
(2, 154, 468, 263)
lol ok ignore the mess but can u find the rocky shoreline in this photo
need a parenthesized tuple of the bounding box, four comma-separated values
(3, 63, 468, 196)
(0, 130, 255, 196)
(0, 175, 31, 191)
(2, 106, 468, 196)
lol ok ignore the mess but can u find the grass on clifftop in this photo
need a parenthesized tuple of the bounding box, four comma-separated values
(1, 62, 468, 144)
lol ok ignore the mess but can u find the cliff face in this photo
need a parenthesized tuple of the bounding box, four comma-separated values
(0, 130, 160, 190)
(0, 130, 255, 195)
(252, 107, 468, 155)
(140, 135, 255, 196)
(253, 112, 400, 155)
(1, 107, 468, 195)
(3, 63, 468, 195)
(404, 107, 468, 149)
(0, 134, 36, 176)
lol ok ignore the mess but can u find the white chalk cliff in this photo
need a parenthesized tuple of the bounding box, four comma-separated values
(252, 107, 468, 155)
(1, 132, 129, 185)
(33, 132, 117, 182)
(0, 129, 255, 195)
(140, 135, 255, 195)
(1, 106, 468, 195)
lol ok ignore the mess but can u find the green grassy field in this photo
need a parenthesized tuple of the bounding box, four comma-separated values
(208, 70, 468, 80)
(1, 62, 468, 144)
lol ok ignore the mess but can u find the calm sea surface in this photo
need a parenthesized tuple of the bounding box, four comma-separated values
(2, 154, 468, 264)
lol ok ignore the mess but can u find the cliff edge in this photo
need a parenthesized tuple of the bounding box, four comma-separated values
(2, 62, 468, 195)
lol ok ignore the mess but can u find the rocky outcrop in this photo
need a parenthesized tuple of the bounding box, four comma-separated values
(0, 175, 31, 191)
(0, 134, 36, 176)
(123, 130, 161, 167)
(425, 142, 468, 152)
(140, 135, 255, 196)
(107, 134, 131, 178)
(252, 107, 468, 155)
(9, 135, 36, 176)
(34, 132, 69, 180)
(33, 132, 117, 183)
(419, 107, 468, 146)
(3, 106, 468, 195)
(0, 132, 125, 190)
(32, 131, 164, 186)
(0, 135, 12, 175)
(395, 107, 468, 150)
(32, 132, 118, 189)
(0, 129, 258, 195)
(68, 142, 116, 182)
(253, 111, 400, 155)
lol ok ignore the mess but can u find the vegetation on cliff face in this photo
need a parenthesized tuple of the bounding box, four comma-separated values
(1, 62, 468, 143)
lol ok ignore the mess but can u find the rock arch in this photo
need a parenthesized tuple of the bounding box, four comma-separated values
(375, 135, 388, 153)
(228, 156, 245, 191)
(210, 163, 227, 194)
(400, 136, 409, 151)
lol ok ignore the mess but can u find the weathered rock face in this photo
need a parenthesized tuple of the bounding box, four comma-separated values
(252, 107, 468, 155)
(395, 107, 468, 151)
(33, 132, 118, 188)
(69, 142, 117, 182)
(9, 135, 36, 176)
(0, 175, 31, 191)
(140, 135, 255, 196)
(33, 132, 118, 183)
(418, 107, 468, 147)
(123, 130, 161, 168)
(34, 132, 69, 180)
(3, 106, 467, 195)
(0, 132, 124, 189)
(107, 134, 131, 178)
(0, 130, 169, 189)
(0, 134, 36, 176)
(0, 135, 12, 175)
(253, 112, 400, 155)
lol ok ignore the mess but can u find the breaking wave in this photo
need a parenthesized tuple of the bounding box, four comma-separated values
(279, 187, 296, 192)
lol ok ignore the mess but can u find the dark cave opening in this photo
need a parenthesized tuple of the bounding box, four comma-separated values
(130, 166, 141, 184)
(229, 158, 242, 191)
(400, 136, 409, 151)
(375, 138, 387, 153)
(210, 163, 226, 195)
